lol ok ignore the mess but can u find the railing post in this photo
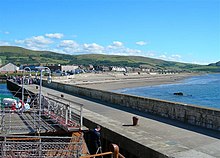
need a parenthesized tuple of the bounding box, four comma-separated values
(9, 110, 12, 133)
(48, 100, 50, 116)
(33, 110, 36, 130)
(69, 105, 72, 120)
(110, 144, 119, 158)
(39, 137, 42, 157)
(65, 105, 68, 125)
(1, 109, 5, 133)
(2, 136, 6, 157)
(80, 105, 83, 130)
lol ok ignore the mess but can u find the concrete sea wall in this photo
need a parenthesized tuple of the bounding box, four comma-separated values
(6, 80, 169, 158)
(43, 80, 220, 131)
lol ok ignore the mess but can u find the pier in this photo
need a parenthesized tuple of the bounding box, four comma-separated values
(2, 80, 126, 158)
(6, 79, 219, 158)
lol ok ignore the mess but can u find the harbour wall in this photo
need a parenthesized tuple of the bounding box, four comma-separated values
(6, 80, 168, 158)
(83, 117, 168, 158)
(43, 80, 220, 131)
(6, 80, 220, 157)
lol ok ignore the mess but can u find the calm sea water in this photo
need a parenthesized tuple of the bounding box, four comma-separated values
(114, 73, 220, 109)
(0, 83, 14, 98)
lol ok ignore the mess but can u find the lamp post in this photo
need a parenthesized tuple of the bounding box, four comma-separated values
(22, 67, 31, 103)
(35, 66, 51, 118)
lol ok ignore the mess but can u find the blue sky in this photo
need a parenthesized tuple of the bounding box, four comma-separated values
(0, 0, 219, 64)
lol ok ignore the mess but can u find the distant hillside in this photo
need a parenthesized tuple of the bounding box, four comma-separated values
(208, 61, 220, 67)
(0, 46, 73, 65)
(0, 46, 219, 72)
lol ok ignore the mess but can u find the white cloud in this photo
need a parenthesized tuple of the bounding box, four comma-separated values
(112, 41, 123, 47)
(15, 40, 24, 44)
(145, 51, 156, 57)
(30, 36, 53, 44)
(0, 41, 10, 46)
(14, 36, 53, 50)
(171, 54, 181, 60)
(106, 44, 142, 56)
(108, 41, 123, 49)
(45, 33, 64, 39)
(159, 54, 167, 59)
(57, 40, 143, 55)
(4, 34, 185, 62)
(58, 40, 80, 54)
(83, 43, 104, 54)
(59, 40, 79, 48)
(136, 41, 147, 46)
(123, 48, 141, 55)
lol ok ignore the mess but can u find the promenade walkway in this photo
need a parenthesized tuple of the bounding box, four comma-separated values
(24, 84, 220, 158)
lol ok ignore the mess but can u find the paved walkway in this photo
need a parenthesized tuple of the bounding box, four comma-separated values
(24, 84, 220, 158)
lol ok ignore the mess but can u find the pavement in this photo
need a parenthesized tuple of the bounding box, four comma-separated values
(24, 84, 220, 158)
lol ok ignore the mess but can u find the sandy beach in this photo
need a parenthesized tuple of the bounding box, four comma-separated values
(53, 72, 197, 91)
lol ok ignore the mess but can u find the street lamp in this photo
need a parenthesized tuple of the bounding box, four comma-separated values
(35, 66, 52, 117)
(22, 67, 31, 103)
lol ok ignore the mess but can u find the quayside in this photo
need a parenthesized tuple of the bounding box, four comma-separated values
(0, 80, 124, 158)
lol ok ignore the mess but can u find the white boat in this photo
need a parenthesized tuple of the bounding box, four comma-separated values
(2, 98, 17, 107)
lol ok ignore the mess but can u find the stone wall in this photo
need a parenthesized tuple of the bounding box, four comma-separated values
(40, 80, 220, 131)
(6, 80, 169, 158)
(83, 117, 168, 158)
(6, 79, 220, 157)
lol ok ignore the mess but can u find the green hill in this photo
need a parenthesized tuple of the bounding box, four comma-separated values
(208, 61, 220, 67)
(0, 46, 219, 72)
(0, 46, 73, 65)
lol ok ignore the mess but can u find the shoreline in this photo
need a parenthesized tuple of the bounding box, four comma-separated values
(55, 72, 199, 91)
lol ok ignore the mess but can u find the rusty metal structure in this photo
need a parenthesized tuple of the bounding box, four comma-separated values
(0, 91, 86, 157)
(0, 92, 83, 134)
(0, 134, 84, 157)
(0, 81, 125, 158)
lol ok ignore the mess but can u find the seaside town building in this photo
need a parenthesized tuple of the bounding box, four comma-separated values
(0, 63, 19, 73)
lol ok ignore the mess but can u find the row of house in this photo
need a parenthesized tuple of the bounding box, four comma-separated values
(0, 63, 181, 75)
(0, 63, 140, 74)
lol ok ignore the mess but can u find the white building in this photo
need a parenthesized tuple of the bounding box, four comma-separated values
(61, 65, 79, 72)
(0, 63, 19, 73)
(110, 66, 126, 72)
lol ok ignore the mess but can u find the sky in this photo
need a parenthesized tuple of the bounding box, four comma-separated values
(0, 0, 219, 65)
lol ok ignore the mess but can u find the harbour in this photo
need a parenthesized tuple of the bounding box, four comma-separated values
(2, 78, 220, 158)
(0, 81, 124, 157)
(1, 0, 219, 157)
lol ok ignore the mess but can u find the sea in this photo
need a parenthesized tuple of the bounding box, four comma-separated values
(0, 84, 13, 97)
(114, 73, 220, 109)
(1, 73, 220, 109)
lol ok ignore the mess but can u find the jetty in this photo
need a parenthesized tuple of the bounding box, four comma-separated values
(4, 80, 220, 157)
(0, 80, 124, 158)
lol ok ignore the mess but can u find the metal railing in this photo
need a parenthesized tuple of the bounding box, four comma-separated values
(45, 93, 83, 129)
(0, 93, 83, 134)
(80, 144, 125, 158)
(42, 93, 83, 131)
(0, 134, 83, 158)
